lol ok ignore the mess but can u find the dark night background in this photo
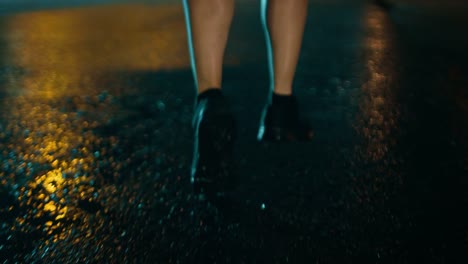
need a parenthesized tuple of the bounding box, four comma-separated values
(0, 0, 467, 262)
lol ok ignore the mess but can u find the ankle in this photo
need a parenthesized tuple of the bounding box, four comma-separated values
(272, 84, 293, 96)
(273, 90, 292, 96)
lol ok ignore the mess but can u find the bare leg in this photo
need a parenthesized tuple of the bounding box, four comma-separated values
(263, 0, 309, 96)
(184, 0, 237, 197)
(183, 0, 235, 94)
(258, 0, 312, 142)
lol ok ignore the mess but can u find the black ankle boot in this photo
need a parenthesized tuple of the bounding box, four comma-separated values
(191, 89, 237, 199)
(258, 93, 313, 142)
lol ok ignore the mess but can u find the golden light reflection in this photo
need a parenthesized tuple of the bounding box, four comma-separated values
(2, 95, 100, 241)
(357, 6, 400, 162)
(3, 4, 191, 98)
(8, 4, 190, 70)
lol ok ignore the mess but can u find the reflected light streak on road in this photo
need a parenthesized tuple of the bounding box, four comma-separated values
(3, 4, 190, 98)
(357, 5, 400, 162)
(0, 95, 105, 244)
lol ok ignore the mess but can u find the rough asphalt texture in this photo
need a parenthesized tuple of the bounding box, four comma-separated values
(0, 0, 467, 263)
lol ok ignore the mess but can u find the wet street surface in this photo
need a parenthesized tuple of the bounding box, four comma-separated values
(1, 0, 467, 262)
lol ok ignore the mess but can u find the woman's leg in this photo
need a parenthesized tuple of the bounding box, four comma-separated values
(183, 0, 235, 94)
(262, 0, 309, 96)
(183, 0, 237, 198)
(259, 0, 312, 142)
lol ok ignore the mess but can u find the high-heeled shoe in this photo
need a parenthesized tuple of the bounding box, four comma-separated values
(191, 89, 237, 199)
(258, 93, 313, 142)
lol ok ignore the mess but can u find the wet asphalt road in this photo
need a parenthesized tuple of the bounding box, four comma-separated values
(1, 0, 467, 263)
